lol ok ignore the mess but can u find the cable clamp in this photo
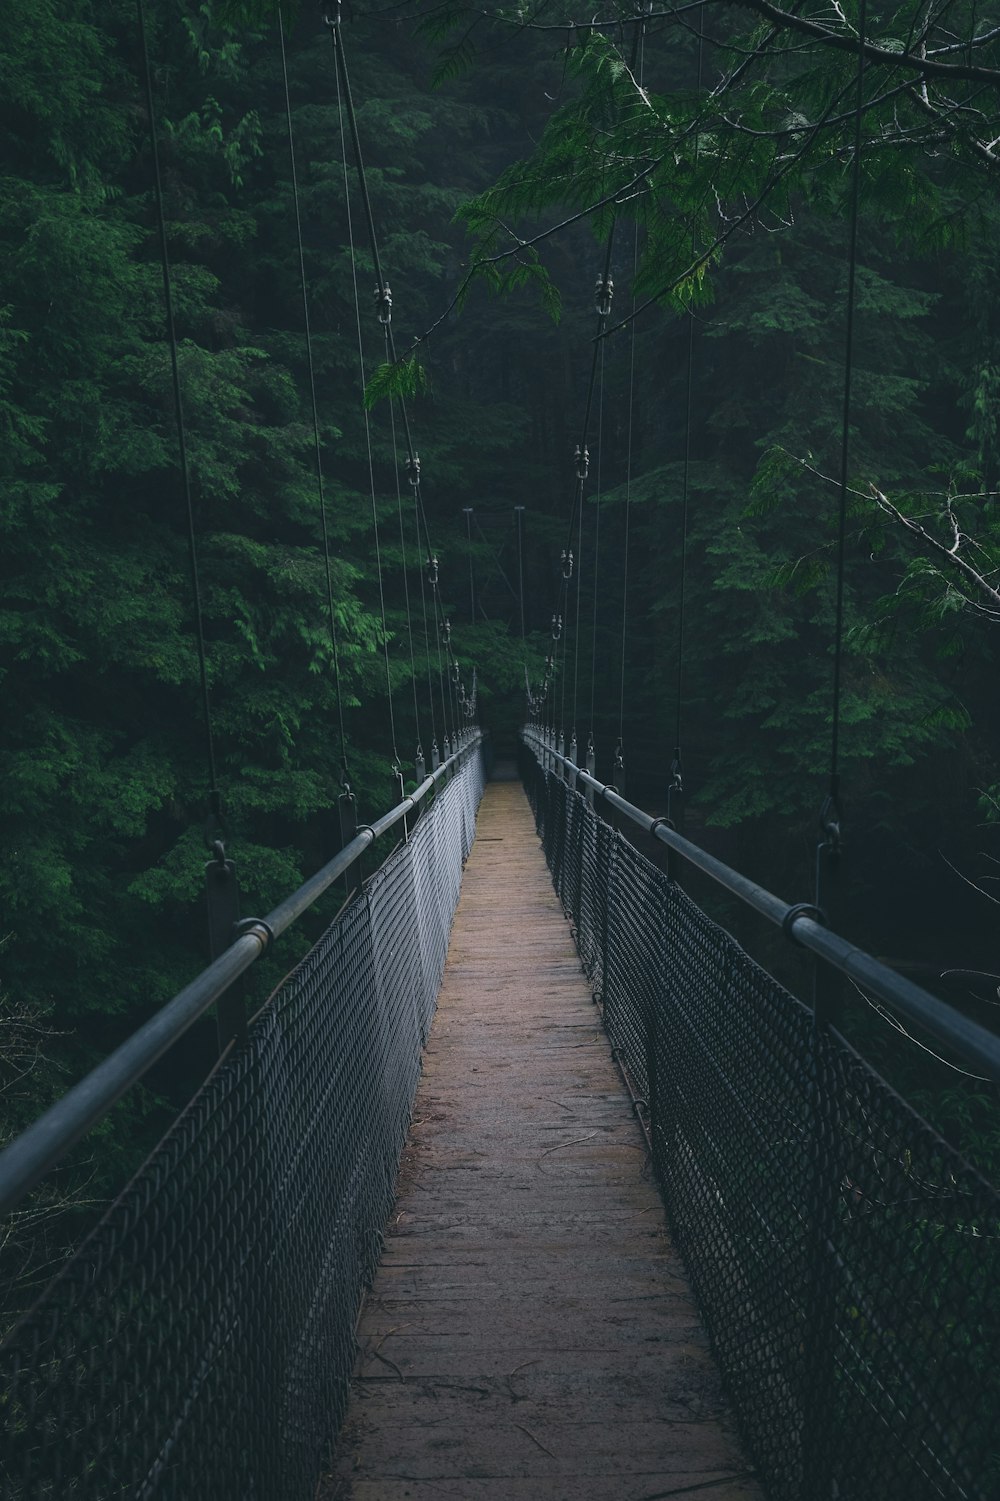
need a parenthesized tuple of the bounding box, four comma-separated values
(374, 282, 392, 325)
(819, 791, 842, 855)
(407, 454, 421, 488)
(203, 790, 228, 863)
(595, 274, 614, 318)
(426, 553, 438, 585)
(323, 1, 341, 27)
(781, 902, 826, 945)
(451, 661, 460, 685)
(551, 613, 562, 641)
(650, 815, 676, 840)
(233, 917, 274, 952)
(441, 617, 451, 645)
(561, 548, 574, 579)
(575, 444, 590, 481)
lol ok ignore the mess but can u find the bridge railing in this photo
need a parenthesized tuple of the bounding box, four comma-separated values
(522, 728, 1000, 1501)
(0, 733, 486, 1501)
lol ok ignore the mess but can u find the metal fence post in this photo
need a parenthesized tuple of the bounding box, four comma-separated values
(205, 852, 247, 1053)
(339, 789, 360, 897)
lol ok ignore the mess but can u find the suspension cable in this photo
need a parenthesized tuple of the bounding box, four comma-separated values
(587, 340, 606, 762)
(463, 507, 475, 622)
(515, 505, 527, 696)
(334, 25, 401, 771)
(669, 18, 705, 816)
(278, 13, 350, 788)
(551, 15, 646, 763)
(616, 203, 640, 786)
(566, 225, 615, 758)
(411, 488, 439, 757)
(823, 0, 869, 872)
(571, 446, 586, 760)
(328, 9, 459, 748)
(137, 0, 222, 837)
(386, 374, 424, 758)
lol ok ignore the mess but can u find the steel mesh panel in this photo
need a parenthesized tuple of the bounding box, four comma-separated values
(0, 749, 486, 1501)
(525, 753, 1000, 1501)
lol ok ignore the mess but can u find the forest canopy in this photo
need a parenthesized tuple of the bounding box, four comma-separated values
(2, 0, 1000, 1308)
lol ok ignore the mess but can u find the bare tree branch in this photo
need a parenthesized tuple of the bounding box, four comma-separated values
(729, 0, 1000, 88)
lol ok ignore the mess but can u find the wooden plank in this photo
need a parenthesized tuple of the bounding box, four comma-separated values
(322, 781, 761, 1499)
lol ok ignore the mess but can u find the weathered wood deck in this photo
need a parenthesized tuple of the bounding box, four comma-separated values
(326, 777, 761, 1501)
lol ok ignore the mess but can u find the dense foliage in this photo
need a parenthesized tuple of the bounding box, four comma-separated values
(2, 0, 999, 1310)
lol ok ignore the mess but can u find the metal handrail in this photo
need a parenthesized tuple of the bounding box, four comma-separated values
(522, 727, 1000, 1082)
(0, 733, 483, 1217)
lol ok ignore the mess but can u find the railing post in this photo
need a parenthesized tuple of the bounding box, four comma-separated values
(339, 788, 360, 897)
(392, 764, 407, 840)
(205, 851, 247, 1053)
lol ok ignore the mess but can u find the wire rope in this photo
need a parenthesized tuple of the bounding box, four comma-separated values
(278, 13, 350, 788)
(463, 507, 475, 622)
(826, 0, 869, 858)
(333, 28, 401, 772)
(564, 226, 615, 759)
(549, 15, 646, 761)
(411, 489, 440, 757)
(669, 17, 705, 815)
(571, 448, 586, 760)
(386, 371, 425, 760)
(587, 340, 606, 760)
(137, 0, 222, 836)
(515, 505, 528, 708)
(616, 212, 640, 785)
(328, 11, 460, 748)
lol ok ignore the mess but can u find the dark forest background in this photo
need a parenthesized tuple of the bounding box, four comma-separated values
(3, 0, 999, 1320)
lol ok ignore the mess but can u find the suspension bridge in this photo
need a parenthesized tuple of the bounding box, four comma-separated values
(3, 6, 1000, 1501)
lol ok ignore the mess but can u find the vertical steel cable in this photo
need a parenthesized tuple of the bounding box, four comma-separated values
(386, 382, 425, 759)
(571, 468, 586, 752)
(826, 0, 869, 855)
(612, 10, 648, 788)
(588, 342, 606, 746)
(278, 14, 349, 785)
(329, 14, 456, 746)
(463, 507, 475, 622)
(411, 491, 440, 755)
(669, 19, 705, 812)
(333, 29, 401, 770)
(515, 505, 527, 701)
(617, 214, 640, 772)
(568, 228, 615, 755)
(137, 0, 222, 830)
(551, 18, 645, 760)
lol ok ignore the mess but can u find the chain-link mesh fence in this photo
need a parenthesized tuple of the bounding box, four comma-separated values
(522, 744, 1000, 1501)
(0, 749, 486, 1501)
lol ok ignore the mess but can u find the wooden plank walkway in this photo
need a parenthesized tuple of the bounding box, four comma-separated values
(325, 778, 761, 1501)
